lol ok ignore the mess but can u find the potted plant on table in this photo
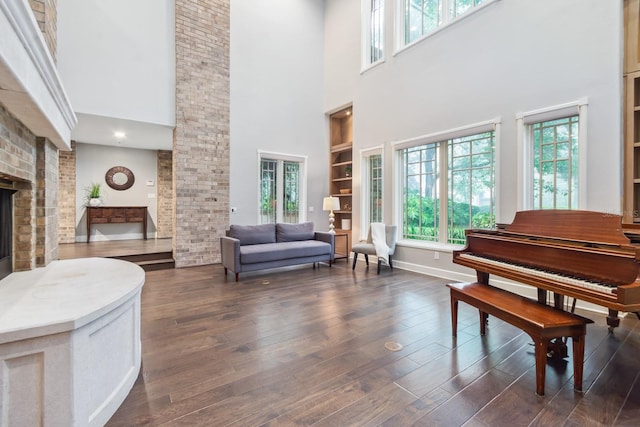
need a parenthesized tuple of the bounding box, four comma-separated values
(86, 183, 102, 207)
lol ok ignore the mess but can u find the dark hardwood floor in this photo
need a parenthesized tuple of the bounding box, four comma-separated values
(99, 254, 640, 426)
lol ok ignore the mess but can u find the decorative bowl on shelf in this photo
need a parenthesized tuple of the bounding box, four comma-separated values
(339, 189, 351, 194)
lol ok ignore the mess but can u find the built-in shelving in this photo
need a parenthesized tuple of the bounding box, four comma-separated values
(329, 107, 353, 254)
(624, 0, 640, 222)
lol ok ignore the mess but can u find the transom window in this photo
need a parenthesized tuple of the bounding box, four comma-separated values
(399, 126, 496, 245)
(363, 0, 385, 69)
(398, 0, 497, 48)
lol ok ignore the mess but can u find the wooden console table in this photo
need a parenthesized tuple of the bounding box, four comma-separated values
(86, 206, 148, 243)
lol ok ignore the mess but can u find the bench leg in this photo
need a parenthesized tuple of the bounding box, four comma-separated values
(479, 311, 488, 335)
(450, 295, 459, 337)
(572, 334, 585, 392)
(534, 338, 548, 396)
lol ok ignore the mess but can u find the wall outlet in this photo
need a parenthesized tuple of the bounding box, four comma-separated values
(231, 207, 238, 213)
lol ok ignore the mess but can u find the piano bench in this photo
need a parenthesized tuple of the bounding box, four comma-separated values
(447, 281, 593, 396)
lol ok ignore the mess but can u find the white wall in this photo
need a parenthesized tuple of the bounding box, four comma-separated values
(230, 0, 328, 228)
(75, 143, 159, 242)
(324, 0, 623, 278)
(57, 0, 175, 127)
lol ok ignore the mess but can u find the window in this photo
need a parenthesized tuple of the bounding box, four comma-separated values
(361, 148, 384, 236)
(516, 99, 587, 211)
(369, 154, 383, 222)
(258, 152, 307, 224)
(362, 0, 385, 69)
(395, 120, 498, 245)
(397, 0, 498, 48)
(531, 116, 579, 210)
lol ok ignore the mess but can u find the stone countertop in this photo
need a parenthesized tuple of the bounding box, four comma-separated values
(0, 257, 145, 344)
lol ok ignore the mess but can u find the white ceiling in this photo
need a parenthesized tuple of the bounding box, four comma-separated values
(71, 113, 174, 151)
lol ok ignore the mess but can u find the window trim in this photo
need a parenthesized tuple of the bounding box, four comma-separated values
(516, 98, 588, 211)
(360, 145, 385, 240)
(393, 0, 502, 57)
(392, 117, 501, 248)
(257, 150, 308, 224)
(361, 0, 386, 73)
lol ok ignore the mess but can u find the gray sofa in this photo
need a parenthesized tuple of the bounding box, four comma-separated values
(220, 222, 334, 282)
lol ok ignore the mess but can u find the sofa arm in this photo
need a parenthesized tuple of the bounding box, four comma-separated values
(314, 231, 335, 262)
(220, 236, 241, 273)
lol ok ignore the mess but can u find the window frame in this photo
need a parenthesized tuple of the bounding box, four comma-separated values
(393, 0, 501, 56)
(392, 117, 501, 249)
(362, 0, 386, 72)
(360, 145, 385, 240)
(257, 150, 308, 224)
(516, 98, 588, 211)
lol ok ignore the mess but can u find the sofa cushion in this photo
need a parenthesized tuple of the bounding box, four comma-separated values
(276, 222, 314, 242)
(240, 241, 330, 264)
(228, 224, 276, 245)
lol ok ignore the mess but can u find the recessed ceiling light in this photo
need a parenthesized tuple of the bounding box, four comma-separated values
(114, 131, 126, 139)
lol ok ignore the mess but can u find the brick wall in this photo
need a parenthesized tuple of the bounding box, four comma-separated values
(35, 137, 59, 265)
(57, 141, 76, 244)
(29, 0, 57, 62)
(174, 0, 230, 267)
(156, 150, 173, 239)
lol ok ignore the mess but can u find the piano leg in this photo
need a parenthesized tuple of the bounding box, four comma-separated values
(607, 309, 620, 332)
(537, 288, 546, 304)
(476, 271, 489, 284)
(537, 289, 569, 358)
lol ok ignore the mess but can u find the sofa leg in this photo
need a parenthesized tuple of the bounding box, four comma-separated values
(235, 272, 239, 282)
(352, 253, 358, 270)
(389, 255, 393, 269)
(313, 262, 316, 269)
(364, 254, 369, 266)
(377, 259, 381, 274)
(224, 267, 228, 276)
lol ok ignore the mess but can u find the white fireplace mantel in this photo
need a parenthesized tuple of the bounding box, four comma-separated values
(0, 0, 76, 150)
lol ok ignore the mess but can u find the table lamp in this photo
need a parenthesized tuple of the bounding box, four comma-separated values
(323, 196, 341, 233)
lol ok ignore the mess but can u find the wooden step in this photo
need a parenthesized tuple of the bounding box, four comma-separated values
(110, 251, 174, 271)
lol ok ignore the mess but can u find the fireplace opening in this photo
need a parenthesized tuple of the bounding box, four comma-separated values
(0, 186, 16, 281)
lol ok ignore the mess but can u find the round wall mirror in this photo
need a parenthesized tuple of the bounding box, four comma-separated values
(105, 166, 135, 191)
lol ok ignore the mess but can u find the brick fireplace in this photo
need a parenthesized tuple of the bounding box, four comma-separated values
(0, 1, 76, 275)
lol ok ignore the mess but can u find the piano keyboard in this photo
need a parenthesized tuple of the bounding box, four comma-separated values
(458, 253, 616, 295)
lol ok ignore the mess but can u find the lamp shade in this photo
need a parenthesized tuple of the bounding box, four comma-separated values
(323, 196, 340, 211)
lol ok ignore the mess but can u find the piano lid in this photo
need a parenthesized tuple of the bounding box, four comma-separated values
(501, 210, 630, 247)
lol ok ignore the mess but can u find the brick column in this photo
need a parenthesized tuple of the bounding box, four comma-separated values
(35, 137, 59, 265)
(174, 0, 230, 267)
(58, 141, 76, 244)
(156, 150, 173, 239)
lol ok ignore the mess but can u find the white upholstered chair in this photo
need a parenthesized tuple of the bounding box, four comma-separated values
(351, 224, 397, 274)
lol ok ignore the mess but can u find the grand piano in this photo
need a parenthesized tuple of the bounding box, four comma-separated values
(453, 210, 640, 332)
